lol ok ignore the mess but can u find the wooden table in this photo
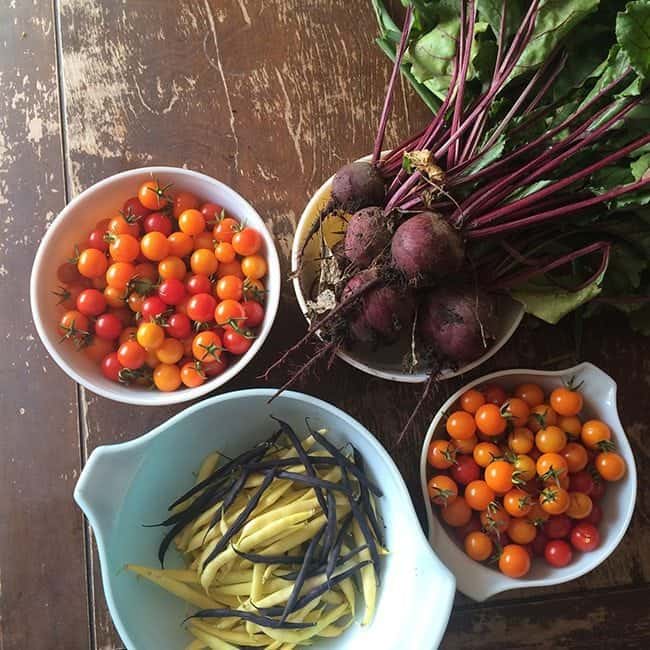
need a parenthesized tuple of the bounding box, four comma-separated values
(2, 1, 649, 648)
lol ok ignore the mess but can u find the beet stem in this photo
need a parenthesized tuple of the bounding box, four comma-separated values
(397, 370, 438, 444)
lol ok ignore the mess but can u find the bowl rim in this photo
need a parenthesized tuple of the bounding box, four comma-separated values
(290, 157, 525, 384)
(30, 165, 281, 406)
(74, 388, 456, 650)
(418, 361, 638, 601)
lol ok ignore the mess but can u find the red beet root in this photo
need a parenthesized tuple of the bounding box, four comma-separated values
(343, 207, 390, 268)
(331, 162, 386, 211)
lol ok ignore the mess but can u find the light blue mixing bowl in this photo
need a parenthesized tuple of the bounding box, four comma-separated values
(74, 389, 456, 650)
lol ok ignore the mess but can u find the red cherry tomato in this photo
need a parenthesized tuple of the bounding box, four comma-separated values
(166, 312, 192, 339)
(589, 479, 606, 501)
(76, 289, 107, 316)
(570, 522, 600, 552)
(449, 455, 481, 486)
(141, 296, 168, 322)
(232, 227, 262, 256)
(568, 470, 594, 495)
(117, 340, 147, 369)
(101, 352, 123, 381)
(544, 539, 573, 567)
(94, 313, 124, 340)
(213, 216, 239, 243)
(201, 202, 224, 221)
(87, 228, 109, 252)
(123, 196, 151, 220)
(584, 503, 602, 525)
(531, 531, 549, 557)
(158, 278, 187, 306)
(174, 192, 199, 218)
(223, 328, 254, 355)
(242, 301, 265, 328)
(543, 514, 572, 539)
(187, 293, 217, 323)
(202, 354, 229, 377)
(143, 211, 173, 236)
(186, 274, 213, 295)
(483, 384, 507, 405)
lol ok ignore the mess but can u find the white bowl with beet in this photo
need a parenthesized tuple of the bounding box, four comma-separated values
(30, 166, 281, 406)
(419, 362, 637, 601)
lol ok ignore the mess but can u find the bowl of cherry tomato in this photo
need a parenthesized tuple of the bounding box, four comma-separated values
(419, 362, 636, 601)
(30, 166, 280, 405)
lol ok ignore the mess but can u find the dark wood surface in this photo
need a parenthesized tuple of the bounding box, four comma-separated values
(2, 1, 649, 648)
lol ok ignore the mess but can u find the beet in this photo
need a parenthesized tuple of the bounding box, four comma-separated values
(331, 162, 386, 211)
(417, 287, 497, 362)
(391, 212, 464, 281)
(342, 270, 413, 344)
(343, 207, 390, 268)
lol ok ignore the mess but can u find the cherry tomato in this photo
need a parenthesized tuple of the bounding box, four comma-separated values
(57, 261, 83, 284)
(200, 202, 224, 221)
(427, 439, 457, 470)
(526, 502, 550, 526)
(508, 427, 534, 455)
(440, 497, 472, 527)
(180, 360, 207, 387)
(232, 227, 261, 256)
(167, 231, 194, 258)
(158, 256, 187, 281)
(192, 331, 223, 362)
(427, 475, 459, 505)
(595, 451, 626, 481)
(216, 259, 245, 280)
(581, 420, 612, 450)
(108, 213, 140, 238)
(558, 415, 582, 438)
(499, 544, 531, 577)
(464, 531, 493, 562)
(514, 382, 544, 407)
(104, 286, 126, 309)
(106, 262, 135, 290)
(475, 404, 506, 437)
(186, 274, 213, 295)
(119, 326, 137, 344)
(141, 296, 168, 322)
(158, 278, 187, 306)
(108, 233, 140, 263)
(502, 397, 530, 427)
(561, 442, 588, 473)
(473, 441, 501, 468)
(191, 248, 218, 275)
(215, 242, 236, 263)
(166, 312, 192, 339)
(543, 514, 572, 539)
(566, 491, 593, 519)
(101, 352, 123, 382)
(590, 478, 606, 501)
(215, 299, 247, 328)
(569, 470, 594, 495)
(584, 503, 603, 526)
(443, 410, 476, 442)
(136, 322, 165, 350)
(171, 191, 198, 218)
(483, 384, 507, 405)
(241, 254, 267, 280)
(528, 404, 558, 433)
(140, 231, 170, 262)
(178, 209, 206, 236)
(87, 228, 109, 252)
(133, 262, 158, 283)
(570, 522, 600, 552)
(503, 488, 533, 518)
(545, 471, 570, 491)
(213, 216, 239, 243)
(454, 435, 477, 454)
(117, 340, 146, 369)
(544, 539, 572, 567)
(484, 460, 514, 493)
(535, 426, 567, 454)
(540, 486, 570, 515)
(58, 310, 90, 340)
(550, 385, 583, 417)
(76, 288, 106, 316)
(155, 338, 184, 365)
(187, 293, 217, 323)
(449, 455, 481, 486)
(536, 453, 568, 480)
(532, 531, 549, 557)
(513, 454, 537, 482)
(138, 180, 170, 211)
(123, 195, 151, 220)
(507, 518, 537, 544)
(464, 480, 495, 511)
(153, 363, 181, 391)
(127, 292, 144, 313)
(77, 248, 108, 279)
(480, 505, 510, 536)
(455, 513, 482, 542)
(93, 313, 122, 340)
(216, 275, 244, 302)
(202, 354, 229, 377)
(242, 300, 265, 328)
(458, 388, 485, 414)
(223, 328, 254, 355)
(83, 335, 114, 363)
(193, 231, 215, 251)
(243, 278, 265, 301)
(142, 211, 173, 236)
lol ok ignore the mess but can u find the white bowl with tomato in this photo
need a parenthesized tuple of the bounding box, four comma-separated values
(30, 166, 280, 405)
(419, 362, 636, 601)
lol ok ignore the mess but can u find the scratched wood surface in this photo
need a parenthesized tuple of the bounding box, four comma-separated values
(1, 0, 649, 648)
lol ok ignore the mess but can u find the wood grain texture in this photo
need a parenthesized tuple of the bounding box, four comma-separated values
(0, 2, 89, 649)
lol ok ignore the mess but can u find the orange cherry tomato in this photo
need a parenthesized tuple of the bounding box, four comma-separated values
(566, 492, 593, 519)
(104, 285, 126, 308)
(581, 420, 612, 450)
(514, 382, 544, 408)
(127, 292, 145, 313)
(155, 338, 184, 364)
(499, 544, 531, 578)
(138, 180, 170, 211)
(484, 460, 514, 493)
(215, 299, 246, 327)
(446, 410, 477, 440)
(440, 497, 472, 527)
(153, 363, 182, 391)
(464, 531, 493, 561)
(232, 227, 262, 256)
(427, 439, 457, 470)
(167, 231, 194, 258)
(502, 397, 530, 427)
(454, 435, 477, 454)
(536, 452, 568, 480)
(192, 331, 223, 362)
(216, 259, 245, 280)
(77, 248, 108, 279)
(117, 340, 146, 370)
(528, 404, 558, 433)
(213, 217, 240, 243)
(158, 256, 187, 281)
(173, 191, 199, 218)
(483, 384, 507, 405)
(508, 427, 534, 455)
(243, 277, 265, 301)
(540, 485, 570, 515)
(215, 242, 236, 263)
(140, 231, 170, 262)
(460, 388, 486, 414)
(241, 254, 267, 280)
(526, 502, 550, 525)
(108, 213, 140, 237)
(503, 488, 533, 518)
(473, 441, 501, 468)
(178, 209, 206, 236)
(561, 442, 588, 473)
(464, 480, 495, 511)
(136, 322, 165, 351)
(507, 518, 537, 544)
(180, 361, 207, 387)
(558, 415, 582, 438)
(550, 386, 583, 416)
(144, 348, 160, 368)
(427, 475, 459, 506)
(190, 248, 219, 275)
(535, 425, 567, 453)
(595, 451, 626, 481)
(106, 262, 136, 291)
(216, 275, 244, 302)
(108, 233, 140, 263)
(193, 231, 215, 251)
(480, 505, 510, 535)
(513, 454, 537, 482)
(475, 404, 506, 436)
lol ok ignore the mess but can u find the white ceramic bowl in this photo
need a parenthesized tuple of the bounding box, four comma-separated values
(30, 166, 281, 405)
(291, 157, 524, 383)
(419, 362, 637, 601)
(74, 389, 456, 650)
